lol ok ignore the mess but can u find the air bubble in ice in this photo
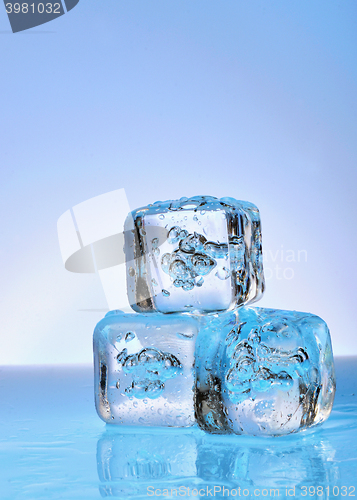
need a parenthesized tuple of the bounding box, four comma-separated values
(225, 329, 311, 404)
(182, 280, 195, 291)
(167, 226, 182, 244)
(118, 347, 182, 399)
(160, 226, 233, 291)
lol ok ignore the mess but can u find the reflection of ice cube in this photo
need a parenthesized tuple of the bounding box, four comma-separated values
(97, 427, 198, 498)
(195, 307, 336, 436)
(93, 310, 198, 426)
(197, 432, 339, 491)
(124, 196, 264, 313)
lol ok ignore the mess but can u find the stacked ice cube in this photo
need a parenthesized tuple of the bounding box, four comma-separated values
(93, 196, 335, 436)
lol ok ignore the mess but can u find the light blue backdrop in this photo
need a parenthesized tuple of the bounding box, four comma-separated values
(0, 0, 356, 364)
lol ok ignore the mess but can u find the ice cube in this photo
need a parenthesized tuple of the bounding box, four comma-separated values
(195, 307, 336, 436)
(93, 310, 198, 426)
(124, 196, 264, 313)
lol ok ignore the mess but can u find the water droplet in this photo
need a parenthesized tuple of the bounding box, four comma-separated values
(151, 278, 158, 286)
(162, 289, 170, 297)
(133, 401, 138, 408)
(193, 215, 198, 221)
(128, 267, 135, 277)
(196, 277, 204, 287)
(159, 214, 165, 220)
(215, 267, 231, 280)
(125, 331, 135, 342)
(116, 380, 120, 389)
(200, 210, 206, 215)
(161, 253, 171, 273)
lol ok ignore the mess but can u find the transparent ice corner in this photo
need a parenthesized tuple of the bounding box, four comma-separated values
(124, 195, 265, 314)
(93, 310, 199, 427)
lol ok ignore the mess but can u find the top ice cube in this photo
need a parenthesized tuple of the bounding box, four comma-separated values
(124, 196, 265, 313)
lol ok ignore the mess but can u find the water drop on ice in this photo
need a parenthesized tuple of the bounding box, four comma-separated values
(125, 332, 135, 342)
(215, 267, 231, 280)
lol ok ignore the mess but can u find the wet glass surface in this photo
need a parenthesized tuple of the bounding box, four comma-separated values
(0, 357, 355, 499)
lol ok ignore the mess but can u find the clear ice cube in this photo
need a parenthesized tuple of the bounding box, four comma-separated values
(195, 307, 336, 436)
(93, 310, 198, 426)
(124, 196, 264, 314)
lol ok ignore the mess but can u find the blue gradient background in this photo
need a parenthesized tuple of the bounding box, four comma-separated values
(0, 0, 356, 364)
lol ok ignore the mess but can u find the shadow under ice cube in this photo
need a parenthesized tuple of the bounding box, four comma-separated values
(195, 307, 336, 436)
(124, 196, 265, 313)
(93, 310, 198, 426)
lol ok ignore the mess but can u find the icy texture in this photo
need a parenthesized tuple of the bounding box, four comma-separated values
(195, 307, 336, 436)
(93, 310, 198, 426)
(124, 195, 264, 313)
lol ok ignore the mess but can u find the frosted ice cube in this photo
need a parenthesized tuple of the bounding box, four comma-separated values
(124, 196, 264, 313)
(93, 310, 198, 426)
(195, 307, 336, 436)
